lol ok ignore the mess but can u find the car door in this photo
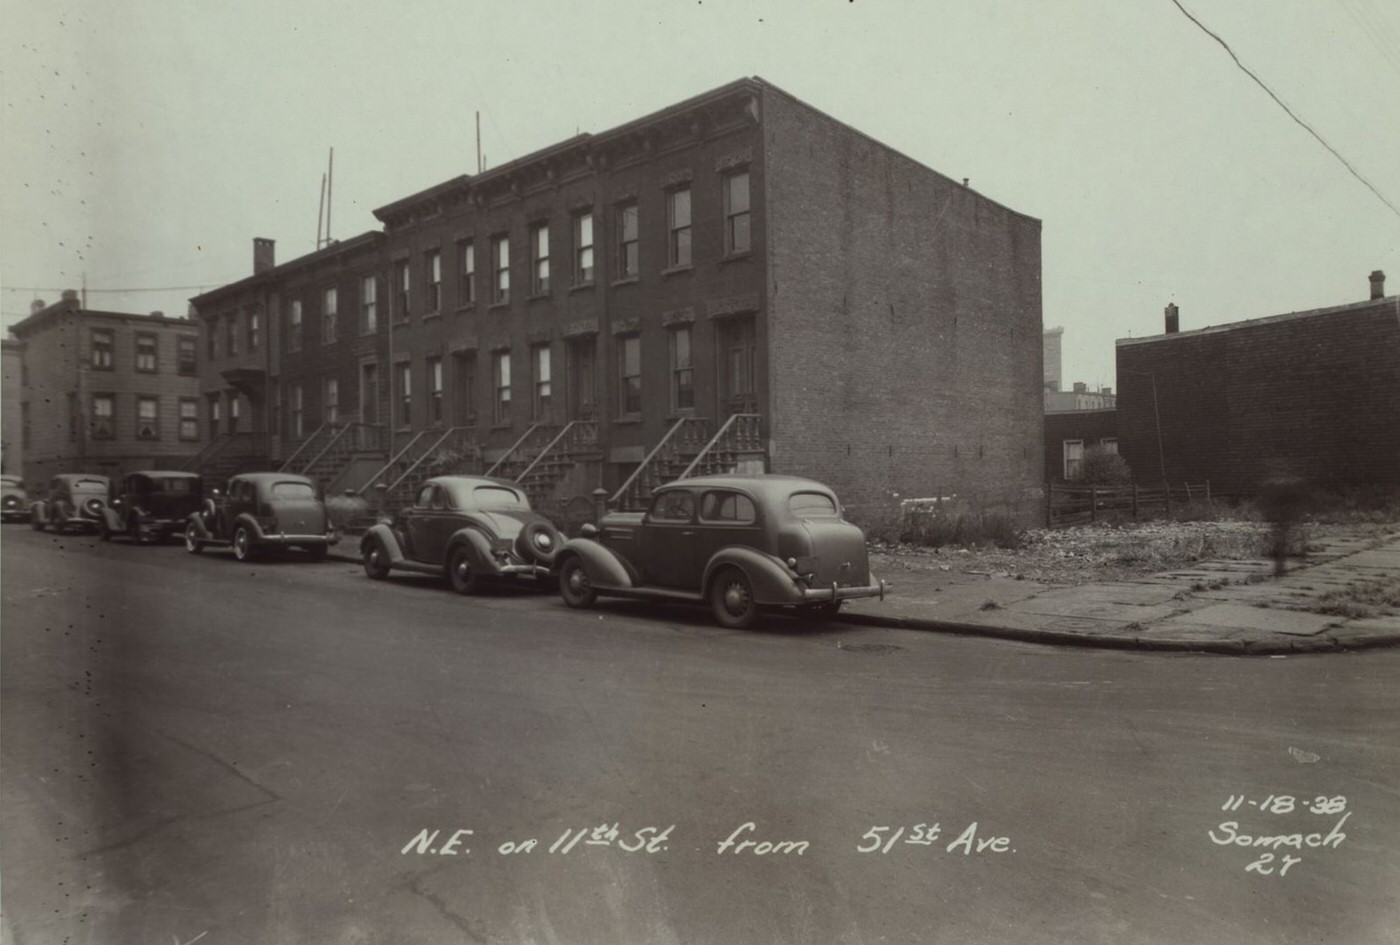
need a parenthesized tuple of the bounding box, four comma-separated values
(637, 488, 699, 588)
(224, 478, 253, 536)
(402, 483, 438, 563)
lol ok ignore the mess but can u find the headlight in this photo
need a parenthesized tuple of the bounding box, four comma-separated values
(84, 498, 104, 515)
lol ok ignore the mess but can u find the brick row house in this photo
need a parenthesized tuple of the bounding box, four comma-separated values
(7, 292, 203, 485)
(190, 77, 1044, 526)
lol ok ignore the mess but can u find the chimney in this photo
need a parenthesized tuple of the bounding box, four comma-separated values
(1073, 382, 1087, 393)
(150, 311, 164, 318)
(61, 289, 80, 302)
(1101, 386, 1112, 396)
(29, 299, 46, 315)
(1165, 302, 1179, 334)
(1370, 269, 1385, 300)
(254, 237, 276, 274)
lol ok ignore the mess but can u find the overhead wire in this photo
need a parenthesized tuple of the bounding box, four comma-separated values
(1168, 0, 1400, 220)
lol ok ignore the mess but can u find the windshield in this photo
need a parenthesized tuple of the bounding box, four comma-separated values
(271, 481, 317, 499)
(151, 478, 197, 494)
(473, 486, 527, 509)
(70, 479, 108, 494)
(788, 491, 839, 518)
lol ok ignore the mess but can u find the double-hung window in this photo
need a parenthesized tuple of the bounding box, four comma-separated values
(667, 187, 692, 268)
(723, 170, 751, 255)
(616, 203, 638, 279)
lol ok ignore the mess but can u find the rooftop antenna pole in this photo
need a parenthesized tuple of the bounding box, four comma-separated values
(326, 146, 334, 245)
(476, 111, 482, 174)
(81, 271, 87, 309)
(316, 172, 327, 249)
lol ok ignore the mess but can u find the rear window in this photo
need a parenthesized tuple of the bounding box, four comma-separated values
(152, 478, 196, 494)
(788, 491, 838, 518)
(271, 481, 316, 499)
(71, 479, 108, 494)
(473, 486, 526, 509)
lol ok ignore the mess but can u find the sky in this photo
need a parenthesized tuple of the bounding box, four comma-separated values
(3, 0, 1398, 390)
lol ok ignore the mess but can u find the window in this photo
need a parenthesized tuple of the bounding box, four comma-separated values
(271, 384, 281, 436)
(667, 187, 692, 268)
(178, 336, 198, 375)
(360, 275, 378, 334)
(789, 492, 838, 518)
(179, 399, 199, 441)
(492, 235, 510, 304)
(91, 329, 114, 369)
(616, 202, 639, 279)
(359, 362, 379, 424)
(324, 377, 339, 424)
(21, 402, 30, 448)
(723, 170, 751, 255)
(289, 385, 303, 439)
(136, 396, 159, 440)
(531, 223, 550, 295)
(567, 337, 596, 420)
(1100, 437, 1119, 455)
(322, 287, 338, 344)
(229, 396, 241, 433)
(668, 325, 694, 411)
(492, 350, 511, 425)
(458, 239, 475, 306)
(1063, 439, 1084, 480)
(394, 259, 411, 320)
(247, 308, 261, 350)
(207, 318, 218, 359)
(135, 333, 157, 372)
(427, 356, 443, 424)
(396, 362, 412, 426)
(700, 491, 757, 524)
(453, 351, 477, 422)
(531, 344, 552, 421)
(425, 249, 442, 312)
(68, 393, 78, 440)
(288, 300, 302, 352)
(226, 314, 238, 356)
(573, 211, 594, 285)
(618, 335, 641, 417)
(209, 396, 221, 438)
(649, 490, 694, 523)
(91, 394, 115, 439)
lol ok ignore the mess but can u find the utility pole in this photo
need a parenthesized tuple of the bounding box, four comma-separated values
(476, 112, 481, 174)
(326, 147, 334, 245)
(316, 173, 327, 249)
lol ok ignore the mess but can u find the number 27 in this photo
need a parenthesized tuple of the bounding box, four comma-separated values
(1246, 853, 1301, 876)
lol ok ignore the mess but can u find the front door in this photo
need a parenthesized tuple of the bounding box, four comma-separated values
(638, 489, 699, 588)
(361, 362, 380, 424)
(716, 315, 757, 416)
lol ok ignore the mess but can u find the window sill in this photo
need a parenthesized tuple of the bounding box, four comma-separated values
(422, 311, 442, 321)
(526, 292, 552, 303)
(611, 276, 640, 288)
(569, 281, 596, 294)
(488, 302, 511, 311)
(661, 264, 693, 277)
(455, 304, 477, 314)
(719, 251, 752, 265)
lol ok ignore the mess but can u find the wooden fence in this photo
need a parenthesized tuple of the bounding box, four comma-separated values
(1046, 481, 1212, 528)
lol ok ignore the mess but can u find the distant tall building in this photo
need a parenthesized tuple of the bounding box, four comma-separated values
(8, 292, 203, 484)
(1043, 326, 1063, 392)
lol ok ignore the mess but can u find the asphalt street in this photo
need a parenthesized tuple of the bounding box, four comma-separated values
(3, 525, 1398, 945)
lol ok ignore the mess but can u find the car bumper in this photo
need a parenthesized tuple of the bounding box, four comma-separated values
(494, 562, 552, 579)
(796, 578, 887, 603)
(257, 532, 340, 546)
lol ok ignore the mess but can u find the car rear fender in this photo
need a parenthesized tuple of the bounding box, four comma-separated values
(446, 527, 498, 575)
(557, 537, 638, 588)
(233, 513, 266, 541)
(363, 523, 407, 564)
(703, 546, 804, 605)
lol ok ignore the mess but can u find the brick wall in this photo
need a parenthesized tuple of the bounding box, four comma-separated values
(1116, 299, 1400, 493)
(760, 87, 1044, 527)
(3, 339, 26, 478)
(1044, 409, 1119, 482)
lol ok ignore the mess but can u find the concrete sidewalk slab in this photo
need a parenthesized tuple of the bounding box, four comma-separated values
(1154, 604, 1336, 636)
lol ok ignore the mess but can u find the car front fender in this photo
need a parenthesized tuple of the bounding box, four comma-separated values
(362, 523, 407, 563)
(703, 546, 804, 605)
(100, 507, 123, 531)
(185, 512, 212, 539)
(557, 537, 639, 589)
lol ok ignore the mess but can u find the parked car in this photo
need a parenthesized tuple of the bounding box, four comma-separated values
(1, 475, 29, 522)
(184, 472, 338, 561)
(360, 475, 561, 594)
(554, 474, 886, 628)
(30, 474, 111, 533)
(100, 471, 204, 544)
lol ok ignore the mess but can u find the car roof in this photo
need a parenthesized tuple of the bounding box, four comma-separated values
(424, 475, 524, 490)
(231, 471, 315, 485)
(127, 470, 202, 481)
(54, 473, 110, 484)
(653, 473, 836, 499)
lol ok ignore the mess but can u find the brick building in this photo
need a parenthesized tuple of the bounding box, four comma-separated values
(191, 77, 1044, 525)
(1115, 272, 1400, 495)
(7, 292, 203, 484)
(2, 336, 23, 478)
(1044, 408, 1118, 483)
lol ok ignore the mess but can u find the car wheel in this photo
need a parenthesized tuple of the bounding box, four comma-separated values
(711, 566, 758, 629)
(558, 556, 597, 608)
(232, 525, 255, 562)
(362, 540, 390, 579)
(184, 522, 204, 554)
(448, 545, 480, 595)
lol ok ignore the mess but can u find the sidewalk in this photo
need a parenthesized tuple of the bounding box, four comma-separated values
(842, 531, 1400, 655)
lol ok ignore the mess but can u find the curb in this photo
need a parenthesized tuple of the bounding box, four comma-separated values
(837, 612, 1400, 656)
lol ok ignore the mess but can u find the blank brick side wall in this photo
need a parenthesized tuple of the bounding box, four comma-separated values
(1116, 301, 1400, 493)
(761, 90, 1044, 527)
